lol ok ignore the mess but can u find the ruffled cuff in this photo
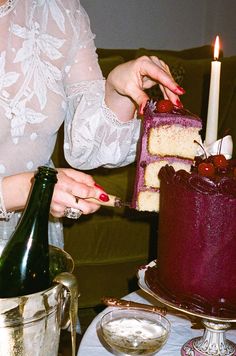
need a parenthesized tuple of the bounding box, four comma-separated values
(101, 99, 138, 127)
(0, 177, 14, 221)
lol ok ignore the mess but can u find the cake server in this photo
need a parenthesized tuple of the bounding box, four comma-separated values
(84, 195, 131, 208)
(101, 296, 167, 315)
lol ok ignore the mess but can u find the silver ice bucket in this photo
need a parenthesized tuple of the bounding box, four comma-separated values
(0, 246, 79, 356)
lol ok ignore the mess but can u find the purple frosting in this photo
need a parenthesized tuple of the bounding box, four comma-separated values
(160, 164, 236, 198)
(152, 163, 236, 317)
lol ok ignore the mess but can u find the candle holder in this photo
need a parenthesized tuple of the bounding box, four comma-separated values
(137, 261, 236, 356)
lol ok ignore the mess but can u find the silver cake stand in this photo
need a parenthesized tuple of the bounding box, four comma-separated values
(137, 261, 236, 356)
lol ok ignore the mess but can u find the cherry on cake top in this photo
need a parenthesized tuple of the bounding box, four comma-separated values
(193, 139, 235, 179)
(155, 99, 174, 113)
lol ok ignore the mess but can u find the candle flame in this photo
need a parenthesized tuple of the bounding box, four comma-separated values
(214, 36, 220, 60)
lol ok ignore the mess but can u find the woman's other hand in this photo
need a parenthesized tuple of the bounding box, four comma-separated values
(105, 55, 185, 121)
(50, 168, 108, 218)
(2, 168, 109, 218)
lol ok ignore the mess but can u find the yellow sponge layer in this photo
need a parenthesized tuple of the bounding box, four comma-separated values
(144, 160, 191, 189)
(149, 125, 201, 159)
(138, 191, 160, 212)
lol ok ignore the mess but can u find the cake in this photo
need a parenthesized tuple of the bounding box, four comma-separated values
(145, 157, 236, 317)
(132, 100, 202, 212)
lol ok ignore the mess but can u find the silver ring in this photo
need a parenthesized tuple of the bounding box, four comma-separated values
(64, 207, 83, 219)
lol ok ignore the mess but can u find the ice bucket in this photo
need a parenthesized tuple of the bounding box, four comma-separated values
(0, 245, 79, 356)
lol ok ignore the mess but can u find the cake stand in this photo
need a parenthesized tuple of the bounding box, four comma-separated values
(137, 261, 236, 356)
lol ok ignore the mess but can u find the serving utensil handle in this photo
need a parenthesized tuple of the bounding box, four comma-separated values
(101, 296, 167, 315)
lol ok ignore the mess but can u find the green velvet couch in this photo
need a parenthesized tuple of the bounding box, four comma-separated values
(52, 45, 236, 313)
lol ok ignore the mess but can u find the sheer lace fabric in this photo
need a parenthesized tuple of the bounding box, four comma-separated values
(0, 0, 140, 250)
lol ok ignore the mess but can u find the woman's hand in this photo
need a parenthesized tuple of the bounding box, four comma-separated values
(50, 168, 107, 218)
(2, 168, 109, 218)
(105, 55, 185, 121)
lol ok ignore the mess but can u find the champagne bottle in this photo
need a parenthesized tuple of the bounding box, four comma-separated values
(0, 166, 58, 298)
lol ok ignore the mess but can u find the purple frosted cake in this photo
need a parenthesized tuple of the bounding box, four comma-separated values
(145, 159, 236, 317)
(132, 100, 202, 212)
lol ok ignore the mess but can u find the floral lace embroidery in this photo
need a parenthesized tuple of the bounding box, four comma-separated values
(67, 80, 134, 127)
(0, 51, 19, 92)
(0, 0, 140, 174)
(0, 0, 19, 18)
(66, 79, 105, 99)
(0, 5, 66, 143)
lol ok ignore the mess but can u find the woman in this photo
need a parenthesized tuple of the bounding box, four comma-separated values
(0, 0, 184, 250)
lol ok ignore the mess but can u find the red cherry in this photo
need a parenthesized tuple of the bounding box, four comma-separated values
(212, 154, 228, 168)
(234, 167, 236, 177)
(156, 99, 174, 113)
(198, 162, 215, 177)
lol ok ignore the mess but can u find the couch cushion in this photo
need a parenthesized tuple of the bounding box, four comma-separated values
(217, 56, 236, 156)
(97, 48, 136, 62)
(64, 206, 155, 308)
(98, 55, 124, 78)
(63, 164, 157, 307)
(145, 63, 185, 101)
(135, 45, 223, 60)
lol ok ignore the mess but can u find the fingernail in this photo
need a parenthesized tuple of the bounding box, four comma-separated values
(139, 105, 144, 115)
(139, 101, 147, 115)
(176, 99, 183, 108)
(99, 193, 110, 202)
(94, 183, 105, 191)
(176, 85, 186, 94)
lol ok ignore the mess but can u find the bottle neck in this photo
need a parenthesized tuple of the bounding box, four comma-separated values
(24, 179, 55, 216)
(19, 167, 57, 233)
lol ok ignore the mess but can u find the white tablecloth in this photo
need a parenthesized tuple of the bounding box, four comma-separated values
(77, 289, 236, 355)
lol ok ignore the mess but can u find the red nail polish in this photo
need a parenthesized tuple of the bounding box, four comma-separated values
(94, 183, 105, 191)
(176, 99, 183, 108)
(138, 105, 143, 115)
(176, 85, 186, 94)
(99, 193, 109, 202)
(139, 101, 147, 115)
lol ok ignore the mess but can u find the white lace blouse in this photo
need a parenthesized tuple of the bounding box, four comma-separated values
(0, 0, 140, 251)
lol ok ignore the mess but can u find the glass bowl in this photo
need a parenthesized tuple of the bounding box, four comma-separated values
(100, 308, 171, 355)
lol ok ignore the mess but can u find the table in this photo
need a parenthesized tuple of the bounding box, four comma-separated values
(77, 289, 236, 355)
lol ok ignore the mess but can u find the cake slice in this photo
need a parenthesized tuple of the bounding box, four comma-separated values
(132, 100, 202, 212)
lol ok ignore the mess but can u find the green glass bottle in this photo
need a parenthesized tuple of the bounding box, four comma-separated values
(0, 166, 58, 298)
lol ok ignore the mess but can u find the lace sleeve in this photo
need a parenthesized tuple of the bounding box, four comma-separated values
(64, 79, 141, 170)
(63, 2, 104, 85)
(0, 177, 14, 221)
(62, 2, 141, 170)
